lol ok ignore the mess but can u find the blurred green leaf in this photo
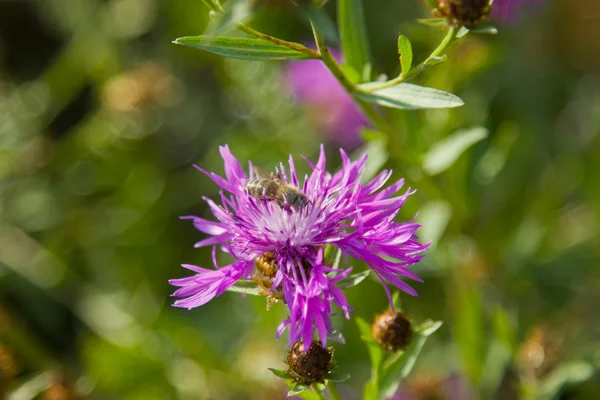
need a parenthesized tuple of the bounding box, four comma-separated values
(422, 126, 488, 175)
(356, 136, 389, 183)
(336, 270, 371, 289)
(492, 308, 518, 353)
(338, 0, 371, 78)
(470, 24, 498, 35)
(417, 200, 452, 248)
(327, 330, 346, 344)
(397, 35, 413, 77)
(356, 83, 464, 110)
(173, 36, 316, 61)
(214, 0, 252, 34)
(418, 17, 446, 27)
(379, 320, 443, 398)
(269, 368, 294, 380)
(327, 372, 351, 383)
(357, 316, 383, 400)
(540, 361, 594, 399)
(453, 286, 485, 386)
(288, 383, 309, 396)
(200, 0, 223, 12)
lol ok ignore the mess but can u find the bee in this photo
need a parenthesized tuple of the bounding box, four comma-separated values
(245, 168, 308, 210)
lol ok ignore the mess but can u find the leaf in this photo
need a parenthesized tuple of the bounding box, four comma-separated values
(214, 0, 252, 34)
(417, 200, 452, 248)
(457, 26, 470, 38)
(327, 372, 351, 383)
(301, 5, 338, 43)
(453, 287, 485, 385)
(355, 137, 389, 183)
(337, 270, 371, 289)
(356, 82, 464, 110)
(269, 368, 294, 380)
(226, 280, 262, 295)
(288, 383, 309, 396)
(417, 17, 446, 27)
(397, 35, 413, 77)
(422, 126, 488, 175)
(338, 0, 370, 77)
(173, 36, 316, 61)
(470, 24, 498, 35)
(414, 320, 443, 336)
(392, 291, 402, 310)
(327, 330, 346, 344)
(379, 320, 443, 398)
(356, 317, 383, 368)
(540, 361, 594, 398)
(199, 0, 222, 12)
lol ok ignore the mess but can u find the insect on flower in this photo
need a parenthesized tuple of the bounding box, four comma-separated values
(170, 145, 429, 347)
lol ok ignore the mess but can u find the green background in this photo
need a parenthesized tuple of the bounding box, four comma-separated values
(1, 0, 599, 399)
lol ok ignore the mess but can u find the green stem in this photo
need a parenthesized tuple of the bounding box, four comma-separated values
(309, 19, 392, 135)
(327, 382, 342, 400)
(365, 26, 459, 91)
(236, 23, 321, 59)
(313, 385, 327, 400)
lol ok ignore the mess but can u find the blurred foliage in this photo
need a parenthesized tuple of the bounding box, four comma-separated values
(0, 0, 600, 399)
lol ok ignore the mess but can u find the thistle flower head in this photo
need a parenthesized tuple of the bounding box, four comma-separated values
(372, 309, 414, 351)
(286, 340, 334, 385)
(170, 145, 428, 346)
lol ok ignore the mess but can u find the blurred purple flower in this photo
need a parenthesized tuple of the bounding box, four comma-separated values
(285, 50, 368, 149)
(170, 145, 428, 346)
(491, 0, 544, 23)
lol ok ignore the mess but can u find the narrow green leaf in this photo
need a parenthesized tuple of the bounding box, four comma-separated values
(327, 372, 351, 383)
(338, 0, 370, 77)
(302, 5, 338, 43)
(470, 24, 498, 35)
(356, 82, 464, 110)
(288, 383, 309, 396)
(414, 320, 443, 336)
(397, 35, 413, 77)
(540, 361, 594, 398)
(357, 317, 382, 400)
(269, 368, 294, 380)
(214, 0, 252, 34)
(336, 270, 371, 289)
(417, 18, 446, 27)
(200, 0, 222, 12)
(457, 26, 470, 38)
(422, 126, 488, 175)
(327, 330, 346, 344)
(226, 280, 262, 295)
(173, 36, 316, 61)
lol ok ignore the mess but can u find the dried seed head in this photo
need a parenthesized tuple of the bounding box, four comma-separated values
(434, 0, 491, 28)
(286, 340, 334, 385)
(372, 310, 413, 351)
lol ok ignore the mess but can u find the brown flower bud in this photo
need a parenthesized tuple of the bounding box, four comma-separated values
(434, 0, 491, 28)
(286, 340, 334, 385)
(372, 309, 413, 351)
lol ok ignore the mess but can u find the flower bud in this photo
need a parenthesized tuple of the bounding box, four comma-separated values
(434, 0, 491, 28)
(286, 340, 334, 385)
(372, 309, 413, 351)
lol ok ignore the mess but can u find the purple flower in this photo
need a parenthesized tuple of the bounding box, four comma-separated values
(170, 145, 428, 346)
(491, 0, 544, 23)
(285, 50, 369, 149)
